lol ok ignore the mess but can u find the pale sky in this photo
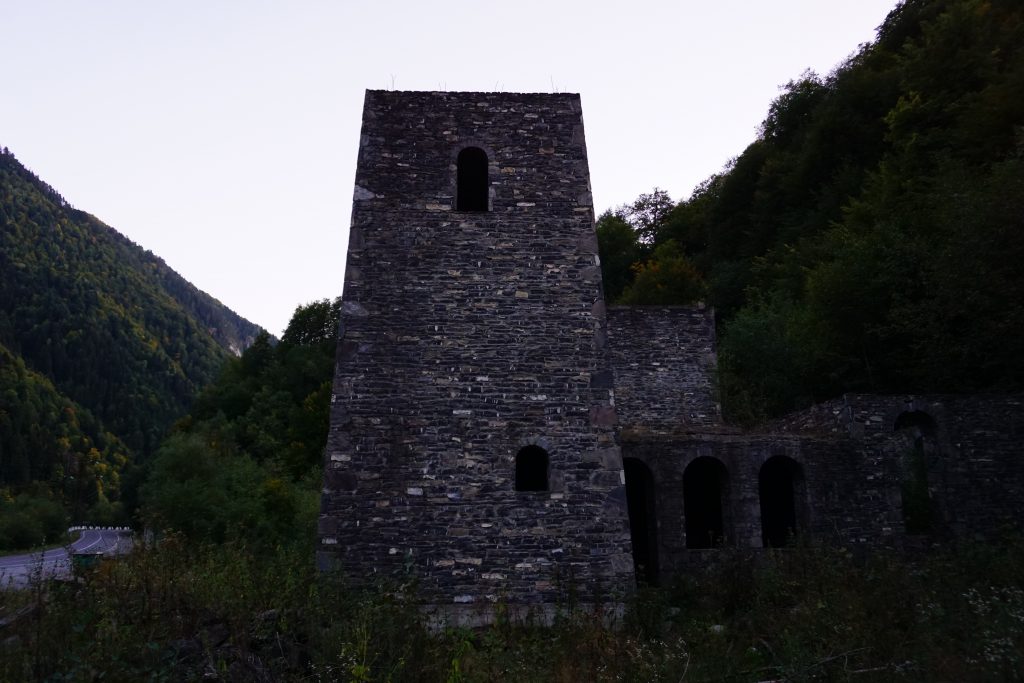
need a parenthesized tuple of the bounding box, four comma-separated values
(1, 1, 898, 336)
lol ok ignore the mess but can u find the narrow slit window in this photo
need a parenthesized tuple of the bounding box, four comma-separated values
(456, 147, 489, 211)
(515, 446, 549, 491)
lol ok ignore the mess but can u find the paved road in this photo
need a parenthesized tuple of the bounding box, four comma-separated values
(0, 529, 130, 588)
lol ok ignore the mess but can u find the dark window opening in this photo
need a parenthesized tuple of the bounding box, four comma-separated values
(624, 458, 659, 585)
(684, 457, 730, 549)
(456, 147, 489, 211)
(759, 456, 804, 548)
(515, 446, 549, 491)
(895, 411, 938, 534)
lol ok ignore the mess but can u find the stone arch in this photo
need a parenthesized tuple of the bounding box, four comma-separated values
(895, 410, 938, 534)
(456, 146, 489, 211)
(759, 455, 805, 548)
(515, 445, 549, 491)
(623, 457, 659, 585)
(683, 456, 731, 549)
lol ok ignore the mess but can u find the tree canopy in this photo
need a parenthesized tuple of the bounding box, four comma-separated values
(596, 0, 1024, 422)
(141, 299, 340, 547)
(0, 147, 265, 544)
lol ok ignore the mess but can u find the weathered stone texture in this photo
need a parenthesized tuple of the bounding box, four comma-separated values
(607, 305, 720, 431)
(320, 91, 633, 607)
(622, 393, 1023, 578)
(775, 394, 1024, 538)
(321, 91, 1024, 600)
(622, 432, 897, 573)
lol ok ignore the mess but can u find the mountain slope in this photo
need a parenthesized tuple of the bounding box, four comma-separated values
(598, 0, 1024, 421)
(0, 341, 128, 520)
(0, 147, 264, 462)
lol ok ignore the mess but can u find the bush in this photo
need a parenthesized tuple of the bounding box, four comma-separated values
(1, 538, 1022, 680)
(0, 493, 67, 551)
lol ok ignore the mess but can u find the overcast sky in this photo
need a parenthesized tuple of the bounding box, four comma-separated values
(2, 1, 898, 336)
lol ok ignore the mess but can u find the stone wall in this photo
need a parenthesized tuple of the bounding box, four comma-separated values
(627, 393, 1024, 581)
(319, 91, 634, 611)
(319, 92, 1024, 604)
(622, 431, 904, 577)
(607, 304, 720, 432)
(777, 394, 1024, 538)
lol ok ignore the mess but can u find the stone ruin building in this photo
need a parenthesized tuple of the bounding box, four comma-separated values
(319, 90, 1024, 620)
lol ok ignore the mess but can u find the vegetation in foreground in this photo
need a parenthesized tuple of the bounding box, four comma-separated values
(0, 147, 265, 549)
(0, 537, 1021, 681)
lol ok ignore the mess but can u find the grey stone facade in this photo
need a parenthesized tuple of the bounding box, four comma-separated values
(319, 91, 634, 611)
(607, 305, 720, 432)
(616, 391, 1024, 582)
(321, 90, 1024, 605)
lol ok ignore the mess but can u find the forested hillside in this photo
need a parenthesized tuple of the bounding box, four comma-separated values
(0, 148, 264, 542)
(141, 299, 339, 547)
(599, 0, 1024, 422)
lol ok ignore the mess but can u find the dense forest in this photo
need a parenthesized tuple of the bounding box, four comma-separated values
(140, 298, 339, 547)
(0, 149, 264, 546)
(126, 0, 1024, 558)
(4, 0, 1020, 549)
(598, 0, 1024, 422)
(1, 1, 1023, 678)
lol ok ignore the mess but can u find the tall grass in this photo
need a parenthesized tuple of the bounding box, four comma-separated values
(1, 536, 1021, 681)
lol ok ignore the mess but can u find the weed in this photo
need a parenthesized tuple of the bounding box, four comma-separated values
(0, 537, 1020, 680)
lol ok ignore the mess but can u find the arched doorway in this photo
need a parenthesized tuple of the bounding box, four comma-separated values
(683, 456, 730, 549)
(623, 458, 659, 585)
(759, 456, 804, 548)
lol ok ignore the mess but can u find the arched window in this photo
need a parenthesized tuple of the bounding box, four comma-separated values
(456, 147, 489, 211)
(759, 456, 804, 548)
(515, 445, 548, 491)
(624, 458, 659, 585)
(683, 457, 730, 549)
(895, 411, 938, 534)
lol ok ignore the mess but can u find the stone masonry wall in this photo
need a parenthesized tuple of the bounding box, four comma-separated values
(776, 394, 1024, 538)
(607, 305, 720, 432)
(319, 91, 634, 610)
(629, 393, 1024, 581)
(622, 431, 903, 577)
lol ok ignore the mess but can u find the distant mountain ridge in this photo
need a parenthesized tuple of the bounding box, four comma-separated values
(0, 146, 264, 503)
(0, 148, 262, 355)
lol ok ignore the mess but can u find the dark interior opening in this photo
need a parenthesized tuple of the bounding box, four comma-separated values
(456, 147, 488, 211)
(624, 458, 659, 585)
(683, 456, 729, 549)
(895, 411, 937, 437)
(515, 445, 549, 491)
(895, 411, 938, 534)
(759, 456, 802, 548)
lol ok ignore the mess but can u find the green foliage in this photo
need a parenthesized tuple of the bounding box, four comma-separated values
(600, 0, 1024, 419)
(0, 491, 67, 550)
(141, 299, 339, 547)
(717, 298, 817, 424)
(0, 149, 265, 526)
(0, 343, 128, 545)
(2, 538, 1022, 680)
(613, 188, 674, 245)
(618, 240, 706, 306)
(595, 212, 642, 302)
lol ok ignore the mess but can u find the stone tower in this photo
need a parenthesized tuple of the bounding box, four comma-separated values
(319, 91, 634, 615)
